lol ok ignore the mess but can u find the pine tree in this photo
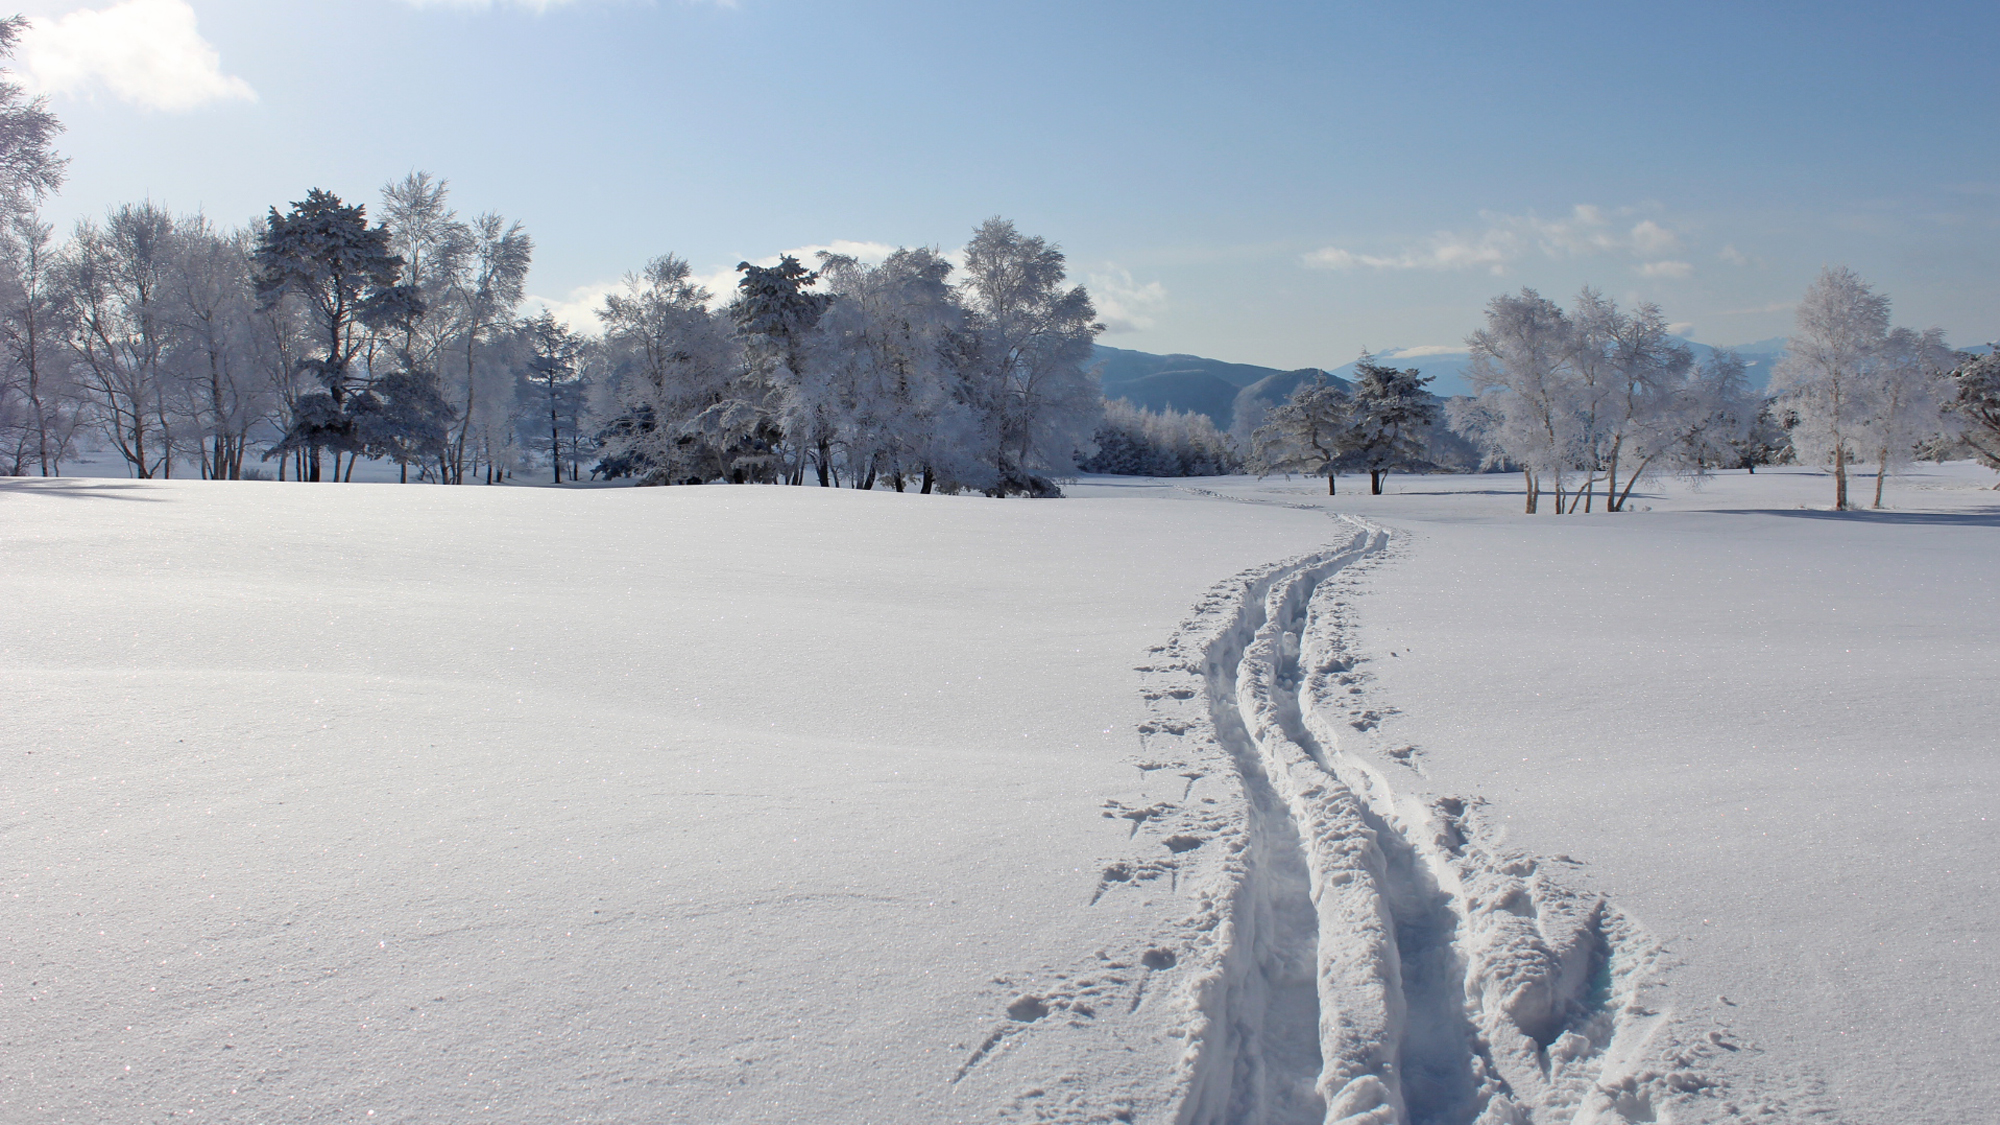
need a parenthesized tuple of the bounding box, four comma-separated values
(1250, 374, 1349, 494)
(1950, 351, 2000, 481)
(1337, 355, 1438, 494)
(517, 310, 587, 484)
(253, 188, 421, 481)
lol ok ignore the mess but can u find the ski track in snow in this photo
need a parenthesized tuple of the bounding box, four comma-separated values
(976, 513, 1738, 1124)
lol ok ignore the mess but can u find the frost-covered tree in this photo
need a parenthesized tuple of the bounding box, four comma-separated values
(0, 212, 79, 475)
(1858, 326, 1956, 507)
(515, 309, 589, 483)
(1729, 399, 1793, 472)
(733, 255, 833, 484)
(1337, 355, 1438, 494)
(157, 217, 271, 479)
(1250, 373, 1349, 494)
(807, 247, 984, 491)
(351, 367, 454, 482)
(1588, 294, 1692, 511)
(1768, 267, 1889, 510)
(1650, 350, 1758, 485)
(377, 174, 531, 484)
(1456, 289, 1578, 512)
(1081, 399, 1241, 477)
(0, 17, 62, 216)
(598, 253, 761, 484)
(58, 202, 178, 477)
(958, 218, 1103, 496)
(1950, 350, 2000, 483)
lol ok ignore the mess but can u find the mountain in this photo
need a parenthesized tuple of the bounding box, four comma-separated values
(1093, 345, 1335, 432)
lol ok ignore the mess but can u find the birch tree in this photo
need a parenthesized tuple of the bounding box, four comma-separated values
(1861, 326, 1956, 507)
(0, 212, 77, 474)
(1768, 267, 1889, 510)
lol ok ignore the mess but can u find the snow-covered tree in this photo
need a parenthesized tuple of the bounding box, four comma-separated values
(1250, 373, 1349, 494)
(379, 174, 532, 484)
(733, 255, 832, 484)
(0, 17, 63, 216)
(157, 217, 270, 480)
(0, 212, 80, 475)
(597, 253, 761, 484)
(1456, 288, 1579, 512)
(1589, 294, 1693, 511)
(1768, 267, 1890, 510)
(1337, 355, 1438, 494)
(807, 247, 984, 491)
(1858, 326, 1956, 507)
(58, 202, 178, 477)
(1729, 399, 1793, 472)
(1949, 350, 2000, 482)
(515, 309, 589, 483)
(958, 218, 1103, 496)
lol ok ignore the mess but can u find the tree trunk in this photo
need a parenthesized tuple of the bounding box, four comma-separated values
(1523, 468, 1538, 514)
(1873, 448, 1888, 509)
(1834, 443, 1848, 510)
(1327, 471, 1336, 496)
(1370, 469, 1385, 495)
(921, 467, 935, 494)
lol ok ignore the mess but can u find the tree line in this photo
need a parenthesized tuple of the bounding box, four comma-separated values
(0, 172, 1110, 494)
(1245, 270, 1996, 511)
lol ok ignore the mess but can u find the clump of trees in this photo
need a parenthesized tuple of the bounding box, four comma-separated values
(1248, 355, 1441, 494)
(1767, 267, 1964, 509)
(593, 219, 1103, 495)
(1446, 288, 1767, 513)
(1444, 272, 1980, 513)
(1080, 399, 1240, 476)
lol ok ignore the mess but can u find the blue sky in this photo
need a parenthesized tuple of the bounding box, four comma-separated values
(16, 0, 2000, 368)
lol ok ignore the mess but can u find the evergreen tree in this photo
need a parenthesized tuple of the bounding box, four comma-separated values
(1337, 355, 1438, 494)
(252, 188, 420, 480)
(1949, 350, 2000, 481)
(517, 310, 588, 483)
(733, 254, 831, 484)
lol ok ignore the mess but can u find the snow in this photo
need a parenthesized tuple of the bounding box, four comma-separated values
(4, 462, 1995, 1123)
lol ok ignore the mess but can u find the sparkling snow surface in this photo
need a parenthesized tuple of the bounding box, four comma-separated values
(3, 465, 1995, 1124)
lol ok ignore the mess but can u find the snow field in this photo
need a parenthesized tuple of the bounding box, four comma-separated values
(0, 477, 1342, 1123)
(5, 462, 1996, 1124)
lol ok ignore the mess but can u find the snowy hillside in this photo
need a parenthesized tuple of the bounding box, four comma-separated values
(4, 465, 1995, 1124)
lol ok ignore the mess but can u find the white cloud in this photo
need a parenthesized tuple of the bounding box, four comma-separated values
(18, 0, 255, 111)
(1637, 260, 1693, 278)
(1304, 205, 1688, 277)
(523, 279, 620, 334)
(1084, 267, 1166, 333)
